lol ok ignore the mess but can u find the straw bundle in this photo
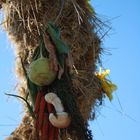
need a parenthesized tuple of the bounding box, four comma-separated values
(1, 0, 105, 139)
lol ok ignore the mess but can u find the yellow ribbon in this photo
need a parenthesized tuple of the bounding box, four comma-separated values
(95, 67, 117, 101)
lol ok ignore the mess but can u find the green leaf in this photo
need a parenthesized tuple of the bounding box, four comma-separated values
(58, 54, 65, 68)
(20, 56, 38, 106)
(86, 0, 95, 14)
(47, 22, 70, 54)
(5, 93, 35, 119)
(27, 77, 38, 106)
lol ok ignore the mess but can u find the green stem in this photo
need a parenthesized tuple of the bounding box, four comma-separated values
(39, 40, 44, 58)
(5, 93, 36, 119)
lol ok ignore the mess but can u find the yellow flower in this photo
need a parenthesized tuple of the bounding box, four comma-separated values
(95, 67, 117, 101)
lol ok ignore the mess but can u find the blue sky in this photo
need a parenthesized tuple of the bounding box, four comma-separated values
(0, 0, 140, 139)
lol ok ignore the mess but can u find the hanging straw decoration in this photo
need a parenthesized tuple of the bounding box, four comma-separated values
(0, 0, 115, 139)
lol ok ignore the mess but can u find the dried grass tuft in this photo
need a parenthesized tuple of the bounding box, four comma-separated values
(1, 0, 106, 139)
(5, 114, 37, 140)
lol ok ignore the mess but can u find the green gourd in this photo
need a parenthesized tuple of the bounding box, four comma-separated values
(28, 57, 57, 86)
(28, 40, 57, 86)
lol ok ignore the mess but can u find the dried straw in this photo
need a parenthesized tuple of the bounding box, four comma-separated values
(1, 0, 105, 139)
